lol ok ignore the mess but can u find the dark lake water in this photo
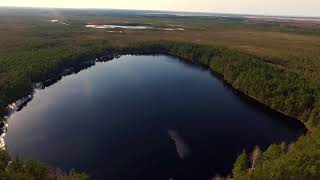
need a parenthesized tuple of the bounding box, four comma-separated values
(5, 55, 304, 180)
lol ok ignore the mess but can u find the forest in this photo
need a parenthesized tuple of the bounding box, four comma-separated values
(232, 128, 320, 180)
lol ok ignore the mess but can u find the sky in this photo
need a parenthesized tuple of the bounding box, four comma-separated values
(1, 0, 320, 17)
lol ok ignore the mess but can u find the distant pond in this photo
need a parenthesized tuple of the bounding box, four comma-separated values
(5, 55, 305, 180)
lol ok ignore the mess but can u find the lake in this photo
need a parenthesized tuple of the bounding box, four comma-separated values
(5, 55, 305, 180)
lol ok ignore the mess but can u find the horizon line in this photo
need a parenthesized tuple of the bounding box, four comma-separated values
(1, 5, 320, 19)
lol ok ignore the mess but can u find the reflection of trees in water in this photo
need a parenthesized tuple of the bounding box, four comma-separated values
(0, 120, 7, 150)
(0, 137, 5, 150)
(168, 129, 190, 159)
(0, 58, 106, 151)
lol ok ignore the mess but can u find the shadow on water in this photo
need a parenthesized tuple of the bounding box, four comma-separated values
(208, 69, 306, 133)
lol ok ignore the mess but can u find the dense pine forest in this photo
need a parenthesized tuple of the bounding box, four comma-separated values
(232, 128, 320, 179)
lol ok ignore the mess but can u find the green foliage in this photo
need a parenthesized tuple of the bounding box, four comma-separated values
(67, 169, 90, 180)
(0, 150, 10, 179)
(232, 129, 320, 180)
(232, 151, 249, 179)
(0, 150, 89, 180)
(0, 153, 48, 180)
